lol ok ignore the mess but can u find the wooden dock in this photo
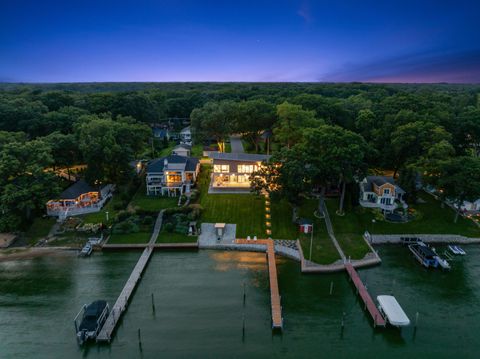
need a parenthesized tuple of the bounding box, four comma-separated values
(96, 211, 164, 342)
(345, 263, 386, 327)
(102, 242, 199, 250)
(236, 239, 283, 330)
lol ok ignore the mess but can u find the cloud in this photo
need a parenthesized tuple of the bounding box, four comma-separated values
(297, 1, 313, 23)
(320, 49, 480, 83)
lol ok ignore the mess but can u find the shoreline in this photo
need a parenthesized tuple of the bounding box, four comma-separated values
(0, 247, 76, 262)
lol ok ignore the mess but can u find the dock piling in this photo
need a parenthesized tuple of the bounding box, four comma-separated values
(329, 281, 334, 295)
(415, 312, 419, 327)
(151, 293, 155, 314)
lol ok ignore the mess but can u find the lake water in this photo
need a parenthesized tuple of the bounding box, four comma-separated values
(1, 246, 480, 358)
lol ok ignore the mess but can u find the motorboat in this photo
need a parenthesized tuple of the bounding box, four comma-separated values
(448, 245, 466, 255)
(74, 300, 109, 344)
(377, 295, 410, 327)
(79, 242, 93, 257)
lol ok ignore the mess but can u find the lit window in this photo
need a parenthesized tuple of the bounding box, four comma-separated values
(214, 164, 229, 173)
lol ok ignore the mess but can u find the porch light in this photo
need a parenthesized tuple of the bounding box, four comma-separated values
(266, 229, 272, 235)
(265, 214, 271, 219)
(265, 200, 270, 206)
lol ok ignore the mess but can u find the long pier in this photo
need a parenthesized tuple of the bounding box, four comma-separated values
(96, 211, 164, 342)
(236, 239, 283, 330)
(345, 263, 386, 327)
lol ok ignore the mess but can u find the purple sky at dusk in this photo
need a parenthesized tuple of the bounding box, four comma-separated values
(1, 0, 479, 83)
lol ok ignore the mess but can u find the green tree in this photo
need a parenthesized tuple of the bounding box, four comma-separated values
(438, 156, 480, 223)
(233, 100, 275, 152)
(191, 101, 235, 152)
(76, 115, 150, 184)
(273, 102, 321, 148)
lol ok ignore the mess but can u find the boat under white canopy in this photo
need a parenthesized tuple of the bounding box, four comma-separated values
(377, 295, 410, 327)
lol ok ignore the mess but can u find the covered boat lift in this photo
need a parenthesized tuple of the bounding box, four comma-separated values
(377, 295, 410, 327)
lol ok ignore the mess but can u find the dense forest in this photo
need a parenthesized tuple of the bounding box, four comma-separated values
(1, 82, 479, 232)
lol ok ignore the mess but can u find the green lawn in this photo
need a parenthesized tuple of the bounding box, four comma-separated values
(81, 196, 123, 224)
(327, 194, 480, 238)
(24, 217, 56, 245)
(108, 231, 152, 244)
(191, 144, 204, 157)
(156, 231, 198, 243)
(270, 199, 298, 239)
(198, 165, 265, 238)
(324, 199, 371, 260)
(129, 183, 179, 212)
(298, 199, 340, 264)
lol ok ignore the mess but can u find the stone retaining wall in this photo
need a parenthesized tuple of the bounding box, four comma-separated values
(370, 234, 480, 244)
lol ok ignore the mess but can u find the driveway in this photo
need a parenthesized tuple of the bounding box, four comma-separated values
(229, 135, 244, 153)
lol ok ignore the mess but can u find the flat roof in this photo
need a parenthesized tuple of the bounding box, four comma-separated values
(377, 295, 410, 326)
(209, 152, 271, 162)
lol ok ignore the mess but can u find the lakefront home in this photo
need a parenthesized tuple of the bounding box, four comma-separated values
(209, 152, 270, 192)
(172, 144, 191, 157)
(46, 179, 113, 219)
(180, 126, 192, 145)
(359, 176, 406, 212)
(146, 155, 200, 196)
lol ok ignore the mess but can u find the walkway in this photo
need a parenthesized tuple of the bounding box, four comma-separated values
(96, 210, 164, 342)
(345, 263, 386, 327)
(321, 199, 347, 262)
(236, 239, 283, 330)
(229, 135, 245, 153)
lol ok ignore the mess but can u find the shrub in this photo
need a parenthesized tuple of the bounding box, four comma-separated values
(142, 216, 154, 225)
(113, 202, 125, 211)
(116, 210, 130, 222)
(164, 223, 174, 232)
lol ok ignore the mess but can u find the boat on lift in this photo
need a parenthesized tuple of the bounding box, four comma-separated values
(79, 242, 93, 257)
(377, 295, 410, 327)
(74, 300, 109, 345)
(448, 245, 466, 255)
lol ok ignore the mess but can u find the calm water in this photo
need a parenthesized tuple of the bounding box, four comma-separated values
(1, 246, 480, 358)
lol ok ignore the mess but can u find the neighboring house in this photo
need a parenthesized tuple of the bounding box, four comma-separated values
(172, 144, 191, 157)
(146, 155, 200, 196)
(209, 152, 270, 191)
(152, 127, 170, 140)
(46, 179, 113, 219)
(180, 126, 192, 145)
(359, 176, 406, 212)
(458, 199, 480, 213)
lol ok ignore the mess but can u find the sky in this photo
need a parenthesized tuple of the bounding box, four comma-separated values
(1, 0, 479, 83)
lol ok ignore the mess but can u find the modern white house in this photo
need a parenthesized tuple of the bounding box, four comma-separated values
(179, 126, 192, 145)
(172, 144, 191, 157)
(208, 152, 270, 192)
(146, 155, 200, 196)
(359, 176, 406, 212)
(46, 179, 114, 220)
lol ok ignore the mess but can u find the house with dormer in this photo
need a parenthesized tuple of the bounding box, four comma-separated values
(359, 176, 406, 212)
(146, 155, 200, 197)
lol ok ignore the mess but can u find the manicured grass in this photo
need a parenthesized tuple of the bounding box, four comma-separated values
(156, 231, 197, 243)
(270, 199, 298, 239)
(198, 165, 265, 238)
(129, 184, 179, 212)
(24, 217, 56, 245)
(81, 196, 122, 224)
(324, 199, 371, 260)
(298, 199, 340, 264)
(327, 194, 480, 238)
(108, 231, 152, 244)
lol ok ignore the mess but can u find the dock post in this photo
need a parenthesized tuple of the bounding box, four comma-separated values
(243, 281, 246, 307)
(329, 281, 334, 295)
(151, 293, 156, 314)
(415, 312, 419, 327)
(390, 279, 396, 295)
(138, 328, 142, 349)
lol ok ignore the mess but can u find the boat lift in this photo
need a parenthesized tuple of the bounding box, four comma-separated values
(377, 295, 410, 327)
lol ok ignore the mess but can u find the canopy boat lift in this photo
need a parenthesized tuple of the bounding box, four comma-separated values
(377, 295, 410, 327)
